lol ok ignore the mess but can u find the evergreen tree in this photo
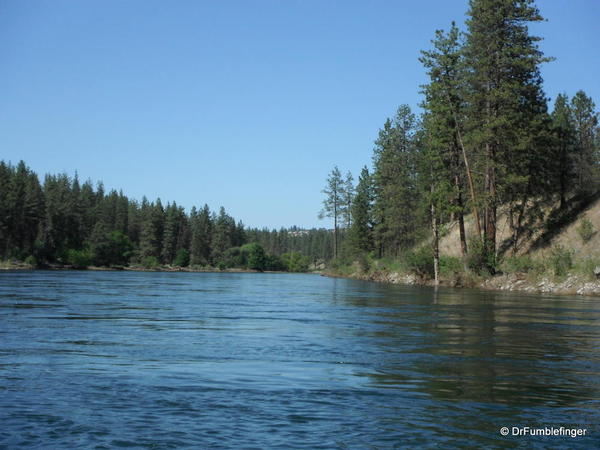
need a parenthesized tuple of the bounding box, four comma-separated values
(341, 171, 355, 228)
(372, 106, 420, 257)
(571, 90, 599, 194)
(551, 94, 577, 208)
(190, 204, 212, 266)
(347, 167, 374, 255)
(420, 23, 471, 257)
(318, 166, 344, 259)
(139, 199, 164, 261)
(465, 0, 551, 266)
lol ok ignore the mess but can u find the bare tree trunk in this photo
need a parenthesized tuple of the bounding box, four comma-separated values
(454, 174, 468, 258)
(431, 187, 440, 286)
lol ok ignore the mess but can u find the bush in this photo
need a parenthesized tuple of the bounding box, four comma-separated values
(577, 218, 595, 243)
(575, 257, 600, 281)
(466, 237, 496, 275)
(242, 243, 267, 271)
(501, 255, 538, 274)
(282, 252, 310, 272)
(173, 249, 190, 267)
(439, 256, 463, 276)
(264, 254, 286, 271)
(404, 246, 434, 278)
(141, 256, 159, 269)
(549, 246, 573, 277)
(67, 249, 92, 269)
(24, 255, 38, 267)
(222, 247, 243, 268)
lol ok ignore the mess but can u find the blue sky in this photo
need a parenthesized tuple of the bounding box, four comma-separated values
(1, 0, 598, 229)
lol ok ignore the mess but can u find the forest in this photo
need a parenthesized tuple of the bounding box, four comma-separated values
(0, 160, 335, 271)
(2, 0, 599, 279)
(320, 0, 600, 283)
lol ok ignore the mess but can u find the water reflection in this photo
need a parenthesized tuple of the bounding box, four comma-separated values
(340, 283, 600, 408)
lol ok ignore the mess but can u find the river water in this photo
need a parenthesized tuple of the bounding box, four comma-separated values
(0, 271, 599, 448)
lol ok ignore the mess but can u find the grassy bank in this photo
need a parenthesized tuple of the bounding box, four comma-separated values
(325, 250, 600, 297)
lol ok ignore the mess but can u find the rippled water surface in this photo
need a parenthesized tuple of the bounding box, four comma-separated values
(1, 271, 599, 448)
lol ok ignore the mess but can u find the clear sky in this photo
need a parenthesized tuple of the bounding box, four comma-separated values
(1, 0, 598, 229)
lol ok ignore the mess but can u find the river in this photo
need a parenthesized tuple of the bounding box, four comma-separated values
(1, 271, 599, 448)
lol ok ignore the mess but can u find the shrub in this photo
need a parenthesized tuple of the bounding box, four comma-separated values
(501, 255, 538, 274)
(466, 237, 496, 275)
(282, 252, 310, 272)
(67, 249, 92, 269)
(355, 253, 371, 273)
(173, 249, 190, 267)
(264, 254, 286, 271)
(439, 256, 463, 276)
(577, 218, 595, 243)
(141, 256, 159, 269)
(222, 247, 243, 268)
(575, 257, 600, 281)
(241, 243, 267, 271)
(24, 255, 38, 267)
(549, 246, 573, 277)
(404, 246, 434, 278)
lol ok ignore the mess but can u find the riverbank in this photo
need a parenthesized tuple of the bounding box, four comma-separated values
(0, 260, 301, 274)
(324, 264, 600, 297)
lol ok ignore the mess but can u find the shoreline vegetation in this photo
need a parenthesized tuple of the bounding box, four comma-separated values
(323, 257, 600, 297)
(316, 0, 600, 297)
(0, 260, 302, 274)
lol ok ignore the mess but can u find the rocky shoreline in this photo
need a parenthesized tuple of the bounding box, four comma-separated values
(325, 269, 600, 297)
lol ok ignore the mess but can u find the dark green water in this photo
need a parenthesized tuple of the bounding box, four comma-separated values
(0, 271, 599, 448)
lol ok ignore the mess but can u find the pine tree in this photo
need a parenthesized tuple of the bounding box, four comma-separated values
(161, 202, 180, 264)
(347, 167, 374, 255)
(372, 106, 420, 257)
(318, 166, 344, 259)
(190, 204, 212, 266)
(571, 90, 599, 194)
(551, 94, 577, 208)
(420, 22, 471, 258)
(341, 171, 355, 228)
(465, 0, 551, 266)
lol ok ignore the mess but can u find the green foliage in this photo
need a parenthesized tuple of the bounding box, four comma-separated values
(90, 229, 133, 267)
(264, 254, 285, 271)
(466, 238, 496, 275)
(574, 257, 600, 281)
(221, 247, 243, 268)
(439, 256, 463, 276)
(67, 249, 92, 269)
(173, 248, 190, 267)
(577, 218, 595, 243)
(141, 256, 159, 269)
(24, 255, 38, 267)
(501, 255, 539, 274)
(549, 246, 573, 277)
(242, 243, 267, 271)
(347, 167, 374, 256)
(372, 106, 422, 257)
(404, 246, 434, 278)
(282, 252, 310, 272)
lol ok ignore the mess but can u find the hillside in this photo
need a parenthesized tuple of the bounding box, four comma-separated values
(440, 195, 600, 261)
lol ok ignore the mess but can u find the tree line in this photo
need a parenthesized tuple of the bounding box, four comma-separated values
(0, 160, 333, 271)
(320, 0, 599, 282)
